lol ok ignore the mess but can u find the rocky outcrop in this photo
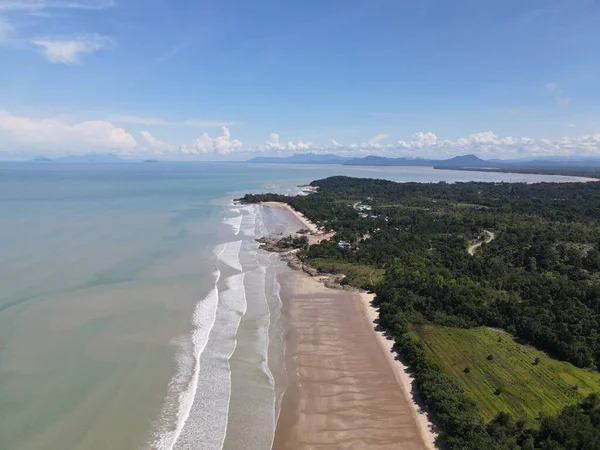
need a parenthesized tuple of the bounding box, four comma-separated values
(257, 236, 360, 292)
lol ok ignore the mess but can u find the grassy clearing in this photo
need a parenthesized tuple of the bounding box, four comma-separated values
(414, 324, 600, 425)
(306, 258, 384, 289)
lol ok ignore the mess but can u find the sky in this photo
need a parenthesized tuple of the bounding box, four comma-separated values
(0, 0, 599, 160)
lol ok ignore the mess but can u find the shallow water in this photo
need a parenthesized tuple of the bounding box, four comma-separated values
(0, 162, 589, 450)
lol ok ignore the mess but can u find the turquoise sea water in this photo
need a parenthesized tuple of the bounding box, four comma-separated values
(0, 163, 589, 450)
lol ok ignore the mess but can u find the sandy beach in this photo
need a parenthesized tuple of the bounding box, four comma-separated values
(259, 201, 437, 449)
(358, 292, 437, 448)
(273, 270, 434, 449)
(259, 202, 335, 245)
(260, 202, 320, 233)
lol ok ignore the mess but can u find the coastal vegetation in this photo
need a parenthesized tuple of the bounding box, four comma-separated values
(239, 176, 600, 449)
(306, 259, 385, 289)
(414, 325, 600, 424)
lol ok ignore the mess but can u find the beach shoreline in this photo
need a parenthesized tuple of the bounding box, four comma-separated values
(260, 202, 319, 233)
(358, 291, 437, 448)
(258, 202, 335, 245)
(261, 203, 437, 449)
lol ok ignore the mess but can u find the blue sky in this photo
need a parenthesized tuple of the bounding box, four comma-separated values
(0, 0, 599, 159)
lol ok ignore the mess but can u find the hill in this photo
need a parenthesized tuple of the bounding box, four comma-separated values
(434, 154, 490, 168)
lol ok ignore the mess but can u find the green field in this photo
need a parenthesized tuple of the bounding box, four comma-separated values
(414, 325, 600, 425)
(306, 258, 385, 289)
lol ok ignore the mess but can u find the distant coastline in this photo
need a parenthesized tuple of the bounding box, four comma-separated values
(246, 153, 600, 179)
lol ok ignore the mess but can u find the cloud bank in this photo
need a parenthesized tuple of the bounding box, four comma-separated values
(181, 127, 242, 155)
(263, 133, 312, 151)
(0, 109, 136, 153)
(1, 109, 599, 160)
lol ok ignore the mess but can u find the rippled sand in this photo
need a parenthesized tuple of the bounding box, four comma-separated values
(274, 271, 428, 450)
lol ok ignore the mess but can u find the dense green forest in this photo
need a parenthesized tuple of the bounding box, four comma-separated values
(240, 176, 600, 449)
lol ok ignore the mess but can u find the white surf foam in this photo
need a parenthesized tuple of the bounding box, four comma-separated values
(152, 244, 224, 450)
(255, 205, 269, 237)
(152, 199, 285, 450)
(219, 240, 243, 273)
(218, 272, 248, 448)
(173, 271, 247, 449)
(240, 205, 258, 237)
(270, 271, 287, 428)
(223, 214, 242, 236)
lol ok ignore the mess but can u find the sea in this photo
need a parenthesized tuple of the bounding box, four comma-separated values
(0, 162, 589, 450)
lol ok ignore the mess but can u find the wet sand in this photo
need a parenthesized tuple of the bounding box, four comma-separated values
(259, 202, 335, 244)
(273, 271, 430, 450)
(260, 202, 319, 233)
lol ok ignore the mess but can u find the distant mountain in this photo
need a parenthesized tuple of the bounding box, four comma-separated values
(345, 154, 492, 168)
(249, 153, 492, 168)
(31, 153, 125, 164)
(503, 158, 600, 168)
(247, 153, 352, 164)
(434, 154, 491, 168)
(345, 156, 433, 166)
(249, 152, 600, 177)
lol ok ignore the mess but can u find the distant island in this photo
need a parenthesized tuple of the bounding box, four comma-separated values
(247, 153, 600, 178)
(32, 153, 125, 164)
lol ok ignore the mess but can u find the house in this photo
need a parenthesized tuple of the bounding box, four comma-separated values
(338, 240, 351, 249)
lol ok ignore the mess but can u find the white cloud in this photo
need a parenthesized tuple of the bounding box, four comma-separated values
(265, 133, 284, 150)
(368, 133, 388, 147)
(0, 109, 136, 153)
(140, 131, 175, 152)
(31, 34, 113, 64)
(111, 115, 238, 127)
(253, 129, 600, 159)
(214, 127, 242, 154)
(183, 127, 242, 155)
(0, 15, 14, 43)
(0, 0, 115, 11)
(398, 131, 438, 149)
(263, 133, 312, 151)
